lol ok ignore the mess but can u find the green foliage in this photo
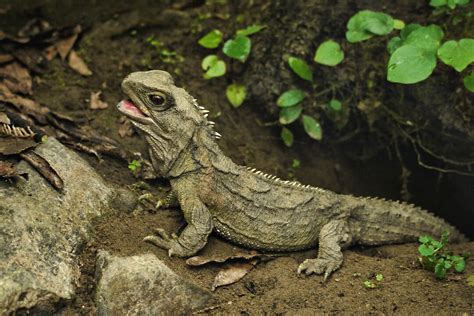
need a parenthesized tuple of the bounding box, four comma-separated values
(346, 10, 394, 43)
(430, 0, 470, 9)
(288, 57, 313, 81)
(387, 25, 444, 84)
(302, 115, 322, 140)
(202, 55, 226, 79)
(277, 89, 306, 107)
(314, 40, 344, 66)
(236, 24, 266, 36)
(375, 274, 384, 281)
(292, 159, 301, 168)
(281, 127, 294, 147)
(363, 280, 376, 289)
(393, 19, 405, 30)
(387, 45, 437, 84)
(223, 35, 251, 62)
(437, 39, 474, 72)
(198, 29, 223, 49)
(146, 36, 183, 64)
(226, 83, 247, 107)
(418, 231, 467, 279)
(464, 72, 474, 92)
(328, 99, 342, 112)
(363, 273, 384, 289)
(128, 160, 141, 172)
(279, 105, 302, 125)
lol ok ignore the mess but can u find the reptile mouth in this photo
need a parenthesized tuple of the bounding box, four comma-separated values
(116, 99, 153, 125)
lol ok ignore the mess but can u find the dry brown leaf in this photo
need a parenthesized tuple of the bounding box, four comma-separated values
(212, 261, 257, 291)
(0, 137, 38, 155)
(43, 45, 58, 61)
(90, 91, 108, 110)
(68, 50, 92, 76)
(0, 61, 33, 95)
(0, 83, 49, 123)
(55, 28, 80, 60)
(118, 117, 134, 137)
(0, 161, 18, 178)
(0, 54, 14, 64)
(20, 150, 63, 191)
(186, 250, 263, 266)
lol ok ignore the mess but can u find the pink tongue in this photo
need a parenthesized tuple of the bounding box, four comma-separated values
(122, 99, 145, 117)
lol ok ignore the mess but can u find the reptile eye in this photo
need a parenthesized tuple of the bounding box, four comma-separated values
(149, 94, 166, 106)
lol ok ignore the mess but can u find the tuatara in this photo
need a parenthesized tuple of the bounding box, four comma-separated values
(116, 70, 466, 279)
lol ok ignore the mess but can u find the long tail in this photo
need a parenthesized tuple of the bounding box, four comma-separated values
(345, 196, 468, 246)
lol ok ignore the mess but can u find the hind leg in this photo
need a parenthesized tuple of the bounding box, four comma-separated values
(297, 219, 352, 280)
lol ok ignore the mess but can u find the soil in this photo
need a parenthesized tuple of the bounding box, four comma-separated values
(1, 0, 473, 315)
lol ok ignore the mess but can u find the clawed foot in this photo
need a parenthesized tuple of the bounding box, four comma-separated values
(143, 228, 191, 257)
(297, 258, 342, 281)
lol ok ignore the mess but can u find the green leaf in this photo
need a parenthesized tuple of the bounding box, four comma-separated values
(222, 35, 251, 62)
(202, 55, 226, 79)
(277, 89, 306, 107)
(400, 23, 421, 40)
(418, 244, 435, 256)
(464, 73, 474, 92)
(387, 36, 403, 54)
(454, 258, 466, 272)
(435, 260, 447, 279)
(279, 105, 303, 125)
(430, 0, 447, 7)
(328, 99, 342, 111)
(346, 10, 394, 43)
(292, 159, 301, 168)
(393, 19, 405, 30)
(236, 24, 266, 36)
(281, 127, 294, 147)
(198, 29, 223, 49)
(314, 40, 344, 66)
(387, 45, 437, 84)
(363, 280, 376, 289)
(226, 83, 247, 107)
(288, 57, 313, 81)
(404, 25, 444, 54)
(128, 160, 141, 171)
(375, 274, 384, 281)
(302, 115, 322, 140)
(438, 39, 474, 72)
(419, 235, 431, 244)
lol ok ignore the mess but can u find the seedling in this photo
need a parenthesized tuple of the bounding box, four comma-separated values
(363, 273, 384, 289)
(418, 231, 467, 279)
(128, 160, 142, 172)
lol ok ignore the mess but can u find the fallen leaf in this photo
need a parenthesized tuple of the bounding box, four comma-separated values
(20, 150, 64, 191)
(118, 117, 135, 137)
(0, 161, 19, 178)
(0, 61, 33, 94)
(55, 26, 81, 60)
(186, 250, 264, 266)
(0, 54, 14, 63)
(68, 50, 92, 76)
(0, 137, 38, 155)
(17, 18, 51, 38)
(90, 91, 108, 110)
(0, 83, 49, 124)
(43, 45, 58, 61)
(212, 261, 257, 291)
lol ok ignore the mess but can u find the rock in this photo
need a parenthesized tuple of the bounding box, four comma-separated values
(95, 251, 212, 315)
(0, 138, 133, 314)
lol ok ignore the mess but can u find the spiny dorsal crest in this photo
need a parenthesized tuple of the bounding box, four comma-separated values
(245, 166, 323, 191)
(192, 97, 221, 140)
(0, 123, 35, 138)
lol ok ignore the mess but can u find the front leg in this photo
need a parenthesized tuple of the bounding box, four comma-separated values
(297, 219, 352, 280)
(144, 193, 213, 257)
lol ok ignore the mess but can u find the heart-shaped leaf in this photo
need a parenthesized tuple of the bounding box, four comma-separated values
(346, 10, 394, 43)
(387, 45, 437, 84)
(223, 36, 251, 62)
(438, 39, 474, 72)
(226, 83, 247, 107)
(464, 73, 474, 92)
(198, 30, 223, 49)
(202, 55, 226, 79)
(314, 40, 344, 66)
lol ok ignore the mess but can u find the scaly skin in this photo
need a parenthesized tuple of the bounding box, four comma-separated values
(117, 70, 467, 279)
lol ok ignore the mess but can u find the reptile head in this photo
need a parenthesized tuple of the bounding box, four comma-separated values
(117, 70, 212, 176)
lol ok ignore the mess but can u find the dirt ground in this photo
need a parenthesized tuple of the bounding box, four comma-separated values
(1, 0, 473, 314)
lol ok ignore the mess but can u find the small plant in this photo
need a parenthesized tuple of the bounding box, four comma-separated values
(429, 0, 470, 10)
(128, 160, 142, 172)
(197, 24, 265, 107)
(418, 231, 467, 279)
(363, 273, 384, 289)
(146, 36, 184, 65)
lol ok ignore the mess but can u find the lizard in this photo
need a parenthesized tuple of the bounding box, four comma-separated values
(116, 70, 467, 279)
